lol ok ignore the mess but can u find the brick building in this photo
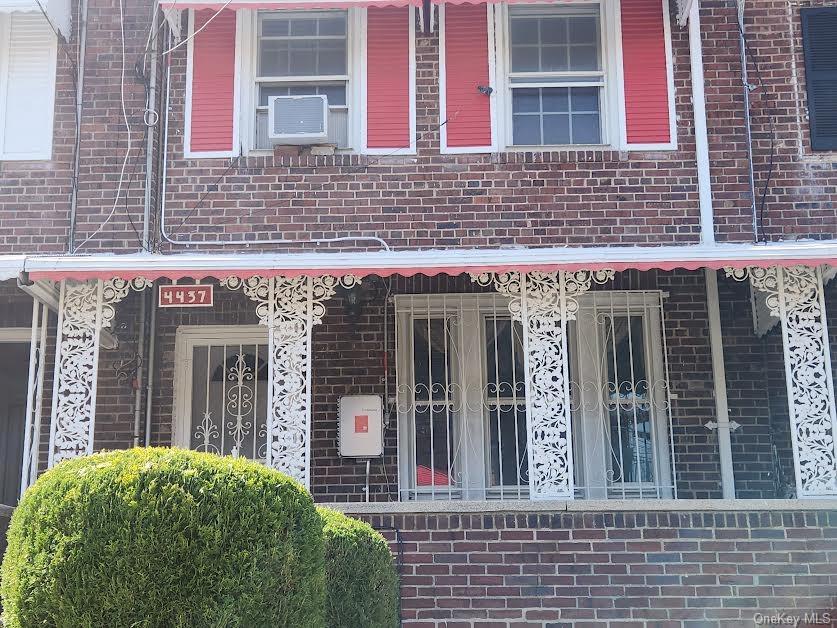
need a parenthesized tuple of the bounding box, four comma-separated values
(0, 0, 836, 623)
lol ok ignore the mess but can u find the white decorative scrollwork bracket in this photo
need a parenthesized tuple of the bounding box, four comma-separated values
(222, 275, 359, 487)
(471, 269, 614, 499)
(48, 278, 151, 466)
(725, 265, 837, 498)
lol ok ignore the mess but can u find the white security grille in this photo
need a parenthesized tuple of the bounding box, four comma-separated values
(396, 291, 675, 501)
(183, 339, 269, 460)
(395, 294, 528, 501)
(570, 291, 675, 499)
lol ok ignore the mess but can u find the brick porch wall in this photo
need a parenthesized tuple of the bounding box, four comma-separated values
(353, 507, 837, 626)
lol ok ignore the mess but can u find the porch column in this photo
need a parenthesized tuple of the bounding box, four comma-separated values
(49, 278, 151, 466)
(222, 275, 358, 488)
(471, 270, 614, 499)
(726, 265, 837, 498)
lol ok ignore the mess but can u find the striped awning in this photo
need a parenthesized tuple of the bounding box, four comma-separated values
(17, 242, 837, 282)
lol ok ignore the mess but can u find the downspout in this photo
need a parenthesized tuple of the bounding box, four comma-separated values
(143, 287, 158, 446)
(132, 291, 148, 447)
(687, 0, 715, 246)
(67, 0, 89, 253)
(736, 6, 759, 242)
(704, 269, 736, 499)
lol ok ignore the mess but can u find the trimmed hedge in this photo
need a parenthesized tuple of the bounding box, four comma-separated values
(1, 448, 325, 628)
(318, 507, 398, 628)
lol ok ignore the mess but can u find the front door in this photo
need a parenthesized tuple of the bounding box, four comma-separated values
(173, 327, 269, 460)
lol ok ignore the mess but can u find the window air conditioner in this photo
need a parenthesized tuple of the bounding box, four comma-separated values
(268, 94, 328, 144)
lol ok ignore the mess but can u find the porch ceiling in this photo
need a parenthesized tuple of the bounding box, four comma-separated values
(16, 242, 837, 282)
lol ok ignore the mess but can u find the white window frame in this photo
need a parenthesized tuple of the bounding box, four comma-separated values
(172, 325, 268, 455)
(396, 291, 674, 501)
(0, 13, 57, 161)
(493, 0, 621, 151)
(238, 8, 366, 155)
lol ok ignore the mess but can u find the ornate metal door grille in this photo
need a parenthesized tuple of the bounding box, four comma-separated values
(189, 344, 269, 460)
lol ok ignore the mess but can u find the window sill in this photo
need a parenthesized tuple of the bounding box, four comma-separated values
(329, 497, 837, 515)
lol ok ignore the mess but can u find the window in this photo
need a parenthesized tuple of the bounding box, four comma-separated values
(254, 11, 351, 149)
(396, 295, 529, 500)
(0, 13, 57, 160)
(501, 4, 611, 148)
(801, 8, 837, 151)
(396, 292, 674, 501)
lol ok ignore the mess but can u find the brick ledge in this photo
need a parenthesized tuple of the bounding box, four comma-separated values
(330, 498, 837, 515)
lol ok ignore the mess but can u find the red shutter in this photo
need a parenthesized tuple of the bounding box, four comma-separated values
(367, 7, 411, 149)
(620, 0, 671, 145)
(189, 9, 236, 154)
(443, 4, 492, 150)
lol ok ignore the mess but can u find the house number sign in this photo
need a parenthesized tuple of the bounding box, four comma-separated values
(158, 284, 214, 308)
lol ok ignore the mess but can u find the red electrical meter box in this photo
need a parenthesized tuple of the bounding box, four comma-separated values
(338, 395, 383, 458)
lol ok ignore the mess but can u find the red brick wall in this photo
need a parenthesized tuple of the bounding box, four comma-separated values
(356, 508, 837, 625)
(1, 0, 835, 253)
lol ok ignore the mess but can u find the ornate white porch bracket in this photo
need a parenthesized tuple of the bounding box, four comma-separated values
(470, 269, 614, 499)
(222, 275, 359, 488)
(725, 265, 837, 498)
(48, 278, 151, 466)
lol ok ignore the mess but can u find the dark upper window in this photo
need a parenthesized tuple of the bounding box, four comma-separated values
(801, 7, 837, 151)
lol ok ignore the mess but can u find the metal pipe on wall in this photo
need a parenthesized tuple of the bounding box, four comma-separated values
(143, 287, 159, 446)
(132, 291, 148, 447)
(67, 0, 89, 252)
(141, 3, 160, 252)
(736, 7, 760, 243)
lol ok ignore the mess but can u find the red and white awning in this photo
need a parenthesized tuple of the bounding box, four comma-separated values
(16, 242, 837, 282)
(160, 0, 422, 8)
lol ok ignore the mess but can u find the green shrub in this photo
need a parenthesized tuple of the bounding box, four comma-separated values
(318, 507, 398, 628)
(1, 448, 325, 628)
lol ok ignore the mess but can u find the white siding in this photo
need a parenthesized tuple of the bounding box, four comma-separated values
(0, 13, 57, 160)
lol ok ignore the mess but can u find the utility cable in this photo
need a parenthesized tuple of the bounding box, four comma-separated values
(72, 0, 132, 253)
(737, 20, 776, 243)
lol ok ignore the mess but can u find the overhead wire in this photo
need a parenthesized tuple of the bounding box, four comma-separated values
(74, 0, 166, 252)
